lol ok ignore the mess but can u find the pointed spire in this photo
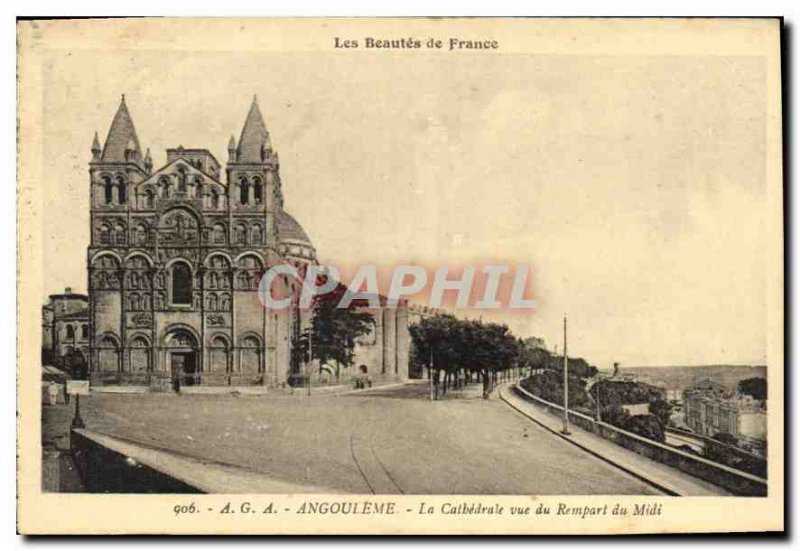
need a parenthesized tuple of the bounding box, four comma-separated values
(236, 96, 271, 163)
(91, 131, 101, 160)
(100, 95, 143, 164)
(228, 135, 237, 162)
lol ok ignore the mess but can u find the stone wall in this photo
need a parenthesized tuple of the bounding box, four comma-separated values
(513, 385, 768, 497)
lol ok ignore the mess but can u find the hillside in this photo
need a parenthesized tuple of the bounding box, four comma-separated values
(618, 365, 767, 391)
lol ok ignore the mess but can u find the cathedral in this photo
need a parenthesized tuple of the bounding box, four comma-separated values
(85, 96, 408, 389)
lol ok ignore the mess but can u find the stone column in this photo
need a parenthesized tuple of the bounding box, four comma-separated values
(382, 308, 396, 376)
(395, 304, 410, 380)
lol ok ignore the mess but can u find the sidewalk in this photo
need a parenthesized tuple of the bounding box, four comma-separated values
(498, 384, 731, 496)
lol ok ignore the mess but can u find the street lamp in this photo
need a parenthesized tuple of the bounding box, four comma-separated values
(561, 314, 570, 435)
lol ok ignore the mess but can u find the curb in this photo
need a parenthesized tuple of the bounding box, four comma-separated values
(334, 380, 418, 397)
(498, 385, 680, 496)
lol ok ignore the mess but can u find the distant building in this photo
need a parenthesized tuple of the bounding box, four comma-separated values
(684, 392, 739, 437)
(41, 288, 89, 373)
(683, 379, 766, 441)
(665, 389, 683, 402)
(648, 381, 682, 402)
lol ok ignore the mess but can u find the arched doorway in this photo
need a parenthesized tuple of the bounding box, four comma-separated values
(164, 328, 199, 386)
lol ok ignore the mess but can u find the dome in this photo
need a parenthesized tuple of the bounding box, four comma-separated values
(277, 209, 313, 246)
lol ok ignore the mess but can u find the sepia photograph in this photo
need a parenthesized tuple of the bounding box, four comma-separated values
(16, 16, 784, 535)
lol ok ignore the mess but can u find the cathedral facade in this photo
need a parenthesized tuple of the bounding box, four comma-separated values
(86, 96, 408, 388)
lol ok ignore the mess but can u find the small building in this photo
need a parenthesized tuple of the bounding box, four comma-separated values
(41, 288, 90, 374)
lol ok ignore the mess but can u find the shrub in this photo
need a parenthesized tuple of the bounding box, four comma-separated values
(623, 414, 665, 442)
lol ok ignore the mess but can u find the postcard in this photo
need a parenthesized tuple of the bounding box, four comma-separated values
(17, 17, 784, 534)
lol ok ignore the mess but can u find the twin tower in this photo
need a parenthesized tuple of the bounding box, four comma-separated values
(85, 96, 317, 387)
(84, 96, 407, 389)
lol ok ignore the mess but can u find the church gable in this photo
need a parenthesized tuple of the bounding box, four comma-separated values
(137, 157, 225, 191)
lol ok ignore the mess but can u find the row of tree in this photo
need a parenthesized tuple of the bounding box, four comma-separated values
(410, 314, 553, 399)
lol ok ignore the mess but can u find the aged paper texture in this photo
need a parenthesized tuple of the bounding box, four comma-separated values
(17, 17, 783, 534)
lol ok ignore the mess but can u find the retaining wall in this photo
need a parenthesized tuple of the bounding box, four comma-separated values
(71, 430, 202, 494)
(512, 385, 768, 497)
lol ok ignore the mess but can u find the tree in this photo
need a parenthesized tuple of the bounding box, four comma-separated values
(712, 432, 739, 446)
(738, 377, 767, 400)
(624, 414, 665, 442)
(309, 279, 374, 381)
(290, 328, 311, 381)
(460, 319, 519, 399)
(409, 313, 459, 398)
(409, 315, 520, 399)
(518, 342, 550, 375)
(601, 404, 630, 427)
(648, 399, 673, 428)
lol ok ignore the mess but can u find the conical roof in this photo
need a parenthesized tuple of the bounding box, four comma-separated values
(236, 96, 271, 163)
(101, 95, 143, 163)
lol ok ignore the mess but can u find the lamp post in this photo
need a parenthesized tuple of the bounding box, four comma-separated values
(561, 314, 570, 435)
(71, 393, 85, 429)
(67, 379, 88, 430)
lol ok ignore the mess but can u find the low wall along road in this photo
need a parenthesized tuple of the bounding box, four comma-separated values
(511, 385, 767, 497)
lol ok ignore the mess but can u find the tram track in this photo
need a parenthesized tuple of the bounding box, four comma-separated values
(348, 399, 404, 494)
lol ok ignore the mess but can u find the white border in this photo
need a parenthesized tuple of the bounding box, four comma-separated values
(6, 2, 797, 549)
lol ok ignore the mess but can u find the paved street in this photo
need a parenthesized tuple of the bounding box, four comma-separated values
(74, 383, 661, 494)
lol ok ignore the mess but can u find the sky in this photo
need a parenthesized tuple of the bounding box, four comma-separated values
(38, 45, 768, 369)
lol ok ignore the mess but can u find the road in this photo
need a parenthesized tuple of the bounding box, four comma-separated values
(76, 383, 661, 495)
